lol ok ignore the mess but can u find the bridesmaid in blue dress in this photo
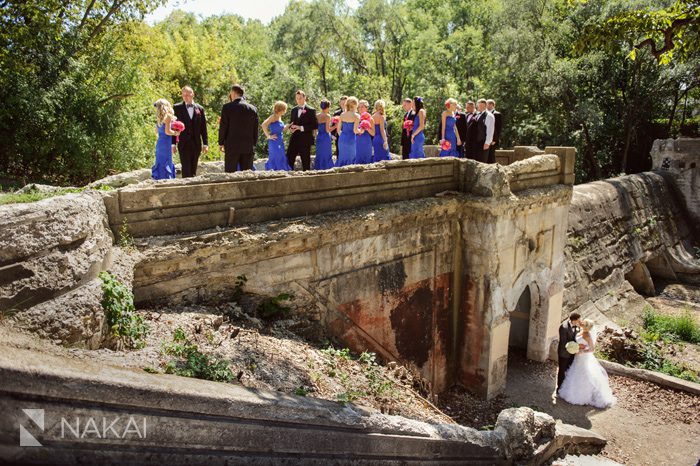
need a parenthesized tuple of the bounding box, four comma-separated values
(314, 100, 334, 169)
(409, 96, 426, 159)
(439, 98, 461, 157)
(372, 99, 390, 162)
(151, 99, 179, 180)
(355, 100, 375, 164)
(336, 96, 360, 167)
(262, 101, 291, 171)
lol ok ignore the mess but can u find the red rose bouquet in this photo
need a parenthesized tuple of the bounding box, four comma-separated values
(332, 116, 340, 125)
(441, 140, 452, 151)
(359, 119, 372, 130)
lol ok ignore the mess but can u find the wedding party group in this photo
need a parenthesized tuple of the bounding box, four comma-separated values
(557, 312, 617, 408)
(151, 84, 504, 180)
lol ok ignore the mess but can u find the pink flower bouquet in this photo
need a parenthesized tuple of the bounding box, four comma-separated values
(171, 120, 185, 142)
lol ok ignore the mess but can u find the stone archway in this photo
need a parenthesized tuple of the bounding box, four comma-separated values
(508, 286, 531, 353)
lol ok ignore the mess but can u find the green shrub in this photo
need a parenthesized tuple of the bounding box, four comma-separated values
(257, 292, 293, 320)
(99, 271, 148, 349)
(162, 328, 233, 383)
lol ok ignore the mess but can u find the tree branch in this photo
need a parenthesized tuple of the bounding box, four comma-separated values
(78, 0, 98, 31)
(634, 17, 694, 59)
(99, 93, 134, 104)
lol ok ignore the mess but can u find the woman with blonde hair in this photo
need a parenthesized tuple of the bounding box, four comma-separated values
(262, 101, 291, 171)
(336, 96, 361, 167)
(152, 98, 181, 180)
(372, 99, 390, 162)
(558, 318, 616, 408)
(439, 98, 460, 157)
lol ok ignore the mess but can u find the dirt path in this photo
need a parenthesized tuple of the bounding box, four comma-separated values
(503, 352, 699, 466)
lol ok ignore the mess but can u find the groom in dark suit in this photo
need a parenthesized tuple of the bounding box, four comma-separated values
(557, 312, 581, 393)
(218, 84, 259, 172)
(287, 90, 318, 171)
(172, 86, 208, 177)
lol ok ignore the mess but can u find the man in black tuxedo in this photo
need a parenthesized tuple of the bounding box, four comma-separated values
(557, 312, 581, 393)
(172, 86, 208, 177)
(287, 90, 318, 171)
(218, 84, 259, 172)
(486, 99, 502, 164)
(463, 101, 479, 160)
(454, 104, 468, 158)
(400, 98, 415, 160)
(474, 99, 495, 163)
(331, 96, 347, 158)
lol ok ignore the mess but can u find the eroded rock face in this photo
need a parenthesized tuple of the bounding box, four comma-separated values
(563, 172, 700, 319)
(493, 407, 556, 461)
(490, 407, 606, 464)
(0, 192, 113, 312)
(0, 192, 117, 347)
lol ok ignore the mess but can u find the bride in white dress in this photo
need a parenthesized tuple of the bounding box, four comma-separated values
(558, 319, 616, 408)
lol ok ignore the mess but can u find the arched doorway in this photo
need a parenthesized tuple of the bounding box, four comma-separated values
(508, 286, 531, 354)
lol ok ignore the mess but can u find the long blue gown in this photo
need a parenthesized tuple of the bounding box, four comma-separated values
(409, 113, 425, 159)
(355, 125, 374, 164)
(372, 121, 390, 162)
(152, 123, 176, 180)
(265, 120, 291, 171)
(439, 115, 459, 157)
(314, 120, 334, 170)
(336, 121, 356, 167)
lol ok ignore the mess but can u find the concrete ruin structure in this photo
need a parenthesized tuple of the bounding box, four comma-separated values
(4, 138, 700, 463)
(2, 147, 576, 400)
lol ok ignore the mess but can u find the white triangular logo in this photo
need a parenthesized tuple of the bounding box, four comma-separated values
(20, 409, 44, 447)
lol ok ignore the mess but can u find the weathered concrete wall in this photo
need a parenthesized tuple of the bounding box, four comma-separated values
(650, 137, 700, 228)
(133, 180, 573, 397)
(563, 172, 700, 321)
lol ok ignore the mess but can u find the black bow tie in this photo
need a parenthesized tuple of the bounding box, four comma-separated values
(186, 104, 193, 108)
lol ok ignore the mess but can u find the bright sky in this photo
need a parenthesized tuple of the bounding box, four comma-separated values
(145, 0, 340, 24)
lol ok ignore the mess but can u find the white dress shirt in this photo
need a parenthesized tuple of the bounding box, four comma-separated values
(297, 104, 306, 132)
(187, 103, 195, 119)
(482, 111, 495, 145)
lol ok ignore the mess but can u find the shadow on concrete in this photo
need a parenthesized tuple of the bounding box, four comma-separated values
(504, 351, 614, 430)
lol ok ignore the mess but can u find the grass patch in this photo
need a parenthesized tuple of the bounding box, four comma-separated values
(642, 306, 700, 343)
(0, 185, 112, 205)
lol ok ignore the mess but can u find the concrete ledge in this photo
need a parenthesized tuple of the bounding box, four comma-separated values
(0, 345, 506, 465)
(599, 359, 700, 396)
(103, 154, 576, 238)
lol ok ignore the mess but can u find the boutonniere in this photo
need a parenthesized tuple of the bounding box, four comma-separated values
(301, 108, 307, 115)
(195, 108, 201, 116)
(455, 114, 461, 119)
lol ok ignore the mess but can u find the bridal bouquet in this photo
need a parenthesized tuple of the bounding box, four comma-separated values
(441, 140, 452, 151)
(360, 112, 372, 121)
(359, 119, 372, 130)
(565, 341, 580, 355)
(402, 120, 414, 130)
(332, 116, 340, 125)
(171, 120, 185, 142)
